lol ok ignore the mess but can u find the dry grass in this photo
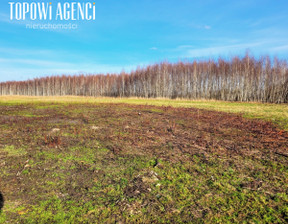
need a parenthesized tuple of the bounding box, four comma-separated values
(1, 95, 287, 130)
(0, 99, 287, 223)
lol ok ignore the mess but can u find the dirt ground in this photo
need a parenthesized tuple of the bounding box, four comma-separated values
(0, 102, 287, 223)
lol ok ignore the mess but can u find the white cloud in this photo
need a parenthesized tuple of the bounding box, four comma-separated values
(0, 57, 140, 82)
(0, 58, 74, 67)
(150, 47, 158, 50)
(177, 45, 194, 49)
(269, 45, 288, 52)
(178, 42, 266, 58)
(204, 25, 211, 30)
(0, 12, 11, 23)
(187, 22, 212, 30)
(0, 47, 60, 57)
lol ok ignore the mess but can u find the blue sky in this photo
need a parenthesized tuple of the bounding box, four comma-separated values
(0, 0, 288, 82)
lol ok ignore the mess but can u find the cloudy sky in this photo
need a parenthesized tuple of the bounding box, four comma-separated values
(0, 0, 288, 82)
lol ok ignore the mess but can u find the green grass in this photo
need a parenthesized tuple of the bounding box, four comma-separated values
(6, 154, 286, 223)
(0, 145, 26, 157)
(0, 97, 287, 223)
(1, 96, 287, 130)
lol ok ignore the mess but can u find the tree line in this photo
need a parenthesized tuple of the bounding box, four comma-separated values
(1, 54, 288, 103)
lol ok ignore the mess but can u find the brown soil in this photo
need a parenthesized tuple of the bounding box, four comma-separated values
(0, 103, 287, 222)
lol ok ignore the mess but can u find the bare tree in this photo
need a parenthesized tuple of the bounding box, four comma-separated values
(0, 54, 287, 103)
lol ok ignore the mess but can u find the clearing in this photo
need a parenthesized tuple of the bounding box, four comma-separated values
(0, 97, 287, 223)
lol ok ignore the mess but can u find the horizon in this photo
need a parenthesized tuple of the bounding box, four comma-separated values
(0, 54, 286, 84)
(1, 0, 288, 82)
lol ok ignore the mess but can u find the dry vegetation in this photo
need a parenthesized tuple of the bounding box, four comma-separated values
(1, 96, 288, 130)
(0, 98, 287, 223)
(1, 54, 288, 103)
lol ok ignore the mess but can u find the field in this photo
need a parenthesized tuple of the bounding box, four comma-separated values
(0, 96, 287, 223)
